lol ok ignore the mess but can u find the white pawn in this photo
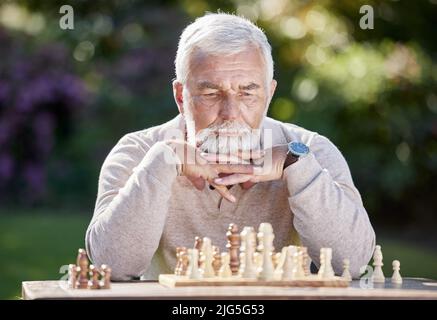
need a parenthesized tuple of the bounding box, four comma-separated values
(318, 248, 334, 279)
(293, 250, 306, 278)
(341, 258, 352, 281)
(241, 227, 257, 279)
(391, 260, 402, 284)
(372, 245, 385, 283)
(274, 247, 288, 280)
(257, 223, 275, 280)
(202, 237, 214, 278)
(218, 252, 232, 278)
(187, 249, 202, 279)
(282, 246, 297, 280)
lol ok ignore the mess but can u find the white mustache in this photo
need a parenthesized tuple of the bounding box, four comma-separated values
(196, 122, 261, 154)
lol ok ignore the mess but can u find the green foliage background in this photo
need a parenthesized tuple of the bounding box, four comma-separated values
(0, 0, 436, 299)
(4, 0, 435, 229)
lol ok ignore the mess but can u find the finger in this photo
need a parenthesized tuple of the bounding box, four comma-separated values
(187, 176, 206, 190)
(238, 149, 265, 160)
(240, 181, 257, 190)
(211, 164, 255, 174)
(195, 151, 209, 166)
(211, 183, 236, 203)
(200, 153, 250, 164)
(214, 174, 252, 186)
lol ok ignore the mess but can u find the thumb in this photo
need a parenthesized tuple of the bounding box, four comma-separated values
(188, 176, 206, 190)
(240, 181, 257, 190)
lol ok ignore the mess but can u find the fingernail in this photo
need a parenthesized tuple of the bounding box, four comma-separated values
(200, 152, 208, 157)
(229, 195, 236, 202)
(214, 178, 223, 184)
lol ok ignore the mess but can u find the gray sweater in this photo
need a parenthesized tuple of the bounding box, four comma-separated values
(85, 115, 375, 280)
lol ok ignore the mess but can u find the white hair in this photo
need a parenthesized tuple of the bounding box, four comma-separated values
(175, 12, 274, 84)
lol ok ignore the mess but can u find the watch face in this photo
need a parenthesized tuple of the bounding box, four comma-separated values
(289, 142, 309, 157)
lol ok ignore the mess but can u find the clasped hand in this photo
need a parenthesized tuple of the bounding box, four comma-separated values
(167, 140, 288, 203)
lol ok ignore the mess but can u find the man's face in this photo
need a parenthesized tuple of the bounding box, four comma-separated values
(174, 46, 276, 154)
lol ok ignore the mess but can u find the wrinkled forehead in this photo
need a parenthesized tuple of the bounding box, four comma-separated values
(186, 47, 268, 88)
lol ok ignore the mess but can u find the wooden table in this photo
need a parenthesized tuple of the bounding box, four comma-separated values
(22, 278, 437, 300)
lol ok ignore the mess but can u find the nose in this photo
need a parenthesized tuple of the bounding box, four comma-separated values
(219, 94, 241, 121)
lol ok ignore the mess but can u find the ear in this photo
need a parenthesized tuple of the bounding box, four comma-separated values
(265, 79, 277, 113)
(173, 80, 184, 115)
(269, 79, 277, 99)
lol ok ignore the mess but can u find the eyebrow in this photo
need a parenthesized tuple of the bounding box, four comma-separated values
(197, 81, 221, 90)
(197, 81, 261, 91)
(239, 82, 260, 90)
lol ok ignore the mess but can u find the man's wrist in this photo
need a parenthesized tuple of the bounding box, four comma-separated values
(283, 152, 299, 170)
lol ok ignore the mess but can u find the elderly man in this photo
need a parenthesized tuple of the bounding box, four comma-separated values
(85, 13, 375, 280)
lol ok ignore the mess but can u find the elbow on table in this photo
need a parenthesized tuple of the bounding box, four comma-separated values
(84, 226, 145, 281)
(349, 231, 376, 279)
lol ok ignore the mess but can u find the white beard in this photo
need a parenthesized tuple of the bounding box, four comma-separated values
(195, 121, 262, 155)
(183, 90, 265, 155)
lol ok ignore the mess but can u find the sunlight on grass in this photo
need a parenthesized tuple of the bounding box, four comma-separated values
(378, 238, 437, 280)
(0, 210, 436, 299)
(0, 209, 90, 299)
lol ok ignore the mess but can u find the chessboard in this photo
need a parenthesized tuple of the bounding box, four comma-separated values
(159, 274, 350, 288)
(161, 222, 358, 289)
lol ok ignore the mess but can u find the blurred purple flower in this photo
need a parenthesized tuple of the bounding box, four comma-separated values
(0, 153, 14, 181)
(0, 29, 87, 202)
(23, 162, 46, 195)
(0, 81, 10, 102)
(33, 112, 55, 156)
(0, 121, 12, 146)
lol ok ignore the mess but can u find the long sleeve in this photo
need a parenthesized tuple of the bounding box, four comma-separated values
(85, 133, 180, 280)
(283, 134, 375, 278)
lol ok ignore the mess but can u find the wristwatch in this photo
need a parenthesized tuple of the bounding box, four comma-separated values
(283, 141, 310, 169)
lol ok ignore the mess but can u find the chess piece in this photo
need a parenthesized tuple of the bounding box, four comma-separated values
(257, 222, 275, 280)
(274, 246, 288, 280)
(254, 252, 263, 272)
(187, 248, 202, 279)
(274, 252, 281, 269)
(391, 260, 402, 284)
(238, 251, 245, 275)
(194, 236, 203, 267)
(212, 246, 222, 276)
(219, 252, 232, 278)
(100, 264, 111, 289)
(299, 247, 311, 276)
(238, 228, 246, 275)
(318, 248, 334, 279)
(68, 264, 77, 289)
(271, 251, 278, 268)
(341, 258, 352, 281)
(372, 245, 385, 283)
(202, 237, 215, 278)
(89, 265, 100, 289)
(175, 247, 187, 275)
(180, 249, 189, 276)
(282, 246, 298, 280)
(293, 250, 306, 278)
(241, 226, 257, 279)
(226, 223, 240, 275)
(194, 236, 203, 250)
(76, 248, 89, 289)
(318, 249, 325, 276)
